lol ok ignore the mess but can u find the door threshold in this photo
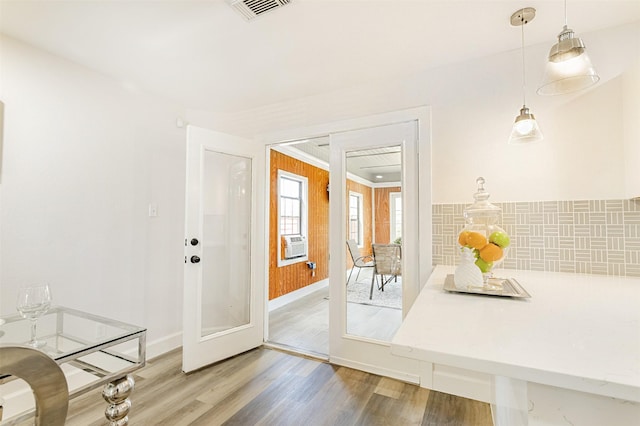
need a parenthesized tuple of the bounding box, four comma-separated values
(263, 342, 329, 362)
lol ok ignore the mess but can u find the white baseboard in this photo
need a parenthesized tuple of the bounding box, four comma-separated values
(268, 279, 329, 312)
(145, 331, 182, 361)
(330, 355, 420, 385)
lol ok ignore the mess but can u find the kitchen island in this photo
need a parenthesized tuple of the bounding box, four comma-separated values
(391, 265, 640, 426)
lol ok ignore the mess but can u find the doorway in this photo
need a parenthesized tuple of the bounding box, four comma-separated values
(266, 139, 331, 358)
(266, 120, 416, 364)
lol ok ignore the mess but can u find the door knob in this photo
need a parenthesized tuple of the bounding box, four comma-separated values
(190, 255, 201, 264)
(190, 238, 199, 246)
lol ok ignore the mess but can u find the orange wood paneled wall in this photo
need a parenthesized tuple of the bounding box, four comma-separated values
(346, 180, 373, 267)
(268, 150, 377, 299)
(374, 186, 401, 244)
(269, 151, 329, 300)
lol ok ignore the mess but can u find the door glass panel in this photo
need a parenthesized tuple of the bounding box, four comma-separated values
(201, 149, 252, 338)
(345, 146, 403, 341)
(390, 192, 402, 243)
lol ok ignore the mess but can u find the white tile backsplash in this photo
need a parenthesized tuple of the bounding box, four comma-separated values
(432, 199, 640, 277)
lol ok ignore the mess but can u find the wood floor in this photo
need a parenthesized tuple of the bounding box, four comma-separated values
(268, 285, 329, 355)
(268, 273, 402, 356)
(59, 347, 493, 426)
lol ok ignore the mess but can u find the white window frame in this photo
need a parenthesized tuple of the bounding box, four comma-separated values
(390, 192, 402, 243)
(348, 191, 364, 247)
(277, 170, 308, 266)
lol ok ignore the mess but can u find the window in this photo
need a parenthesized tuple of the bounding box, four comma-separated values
(278, 170, 308, 265)
(349, 192, 364, 246)
(390, 192, 402, 243)
(280, 176, 302, 235)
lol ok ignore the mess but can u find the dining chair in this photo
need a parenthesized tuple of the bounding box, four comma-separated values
(0, 345, 69, 425)
(346, 239, 374, 285)
(370, 243, 402, 299)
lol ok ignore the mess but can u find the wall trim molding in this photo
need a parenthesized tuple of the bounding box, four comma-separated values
(145, 331, 183, 360)
(268, 278, 329, 312)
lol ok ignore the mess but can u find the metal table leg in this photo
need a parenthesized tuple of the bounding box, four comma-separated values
(102, 375, 135, 426)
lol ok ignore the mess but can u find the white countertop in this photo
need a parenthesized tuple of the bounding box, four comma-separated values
(391, 265, 640, 402)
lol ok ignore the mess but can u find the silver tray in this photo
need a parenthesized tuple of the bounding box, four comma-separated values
(443, 274, 531, 298)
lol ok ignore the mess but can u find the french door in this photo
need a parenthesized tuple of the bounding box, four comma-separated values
(183, 107, 431, 379)
(328, 120, 422, 381)
(182, 125, 265, 373)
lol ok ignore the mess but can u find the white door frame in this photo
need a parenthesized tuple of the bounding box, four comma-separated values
(260, 107, 432, 379)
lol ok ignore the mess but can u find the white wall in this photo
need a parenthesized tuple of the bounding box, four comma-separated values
(189, 22, 640, 204)
(0, 35, 186, 356)
(622, 58, 640, 199)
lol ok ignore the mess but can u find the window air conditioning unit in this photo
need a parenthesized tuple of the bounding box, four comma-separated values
(284, 235, 307, 259)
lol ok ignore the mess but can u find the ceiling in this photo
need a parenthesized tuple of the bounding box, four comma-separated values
(1, 1, 639, 115)
(280, 137, 402, 183)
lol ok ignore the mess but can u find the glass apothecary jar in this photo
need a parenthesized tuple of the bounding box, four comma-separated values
(457, 177, 511, 288)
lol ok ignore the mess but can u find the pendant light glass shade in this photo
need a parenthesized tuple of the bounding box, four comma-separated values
(509, 106, 544, 144)
(508, 8, 543, 144)
(537, 3, 600, 95)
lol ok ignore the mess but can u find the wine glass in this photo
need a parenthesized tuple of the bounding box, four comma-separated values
(16, 284, 52, 348)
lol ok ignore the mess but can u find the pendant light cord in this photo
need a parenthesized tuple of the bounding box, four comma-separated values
(564, 0, 568, 27)
(520, 13, 527, 107)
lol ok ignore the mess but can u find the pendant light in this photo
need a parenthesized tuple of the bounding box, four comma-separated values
(537, 0, 600, 95)
(509, 8, 543, 144)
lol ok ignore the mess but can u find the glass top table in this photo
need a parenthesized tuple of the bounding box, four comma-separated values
(0, 306, 146, 425)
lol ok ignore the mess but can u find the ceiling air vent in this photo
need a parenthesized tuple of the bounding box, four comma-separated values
(227, 0, 292, 21)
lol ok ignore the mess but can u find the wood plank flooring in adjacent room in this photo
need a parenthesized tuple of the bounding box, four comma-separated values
(268, 269, 403, 356)
(62, 347, 493, 426)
